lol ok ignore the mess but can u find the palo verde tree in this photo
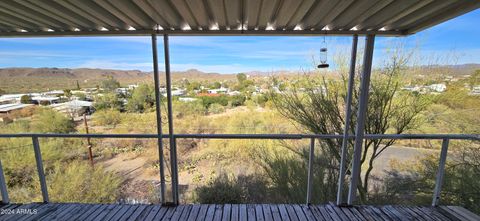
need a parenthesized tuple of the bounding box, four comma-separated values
(270, 47, 426, 203)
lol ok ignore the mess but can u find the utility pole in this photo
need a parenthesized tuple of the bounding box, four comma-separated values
(83, 114, 93, 166)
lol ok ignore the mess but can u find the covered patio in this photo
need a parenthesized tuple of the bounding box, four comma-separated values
(1, 0, 480, 220)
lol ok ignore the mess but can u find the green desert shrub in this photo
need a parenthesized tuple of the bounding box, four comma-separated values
(47, 161, 123, 203)
(208, 103, 225, 114)
(31, 108, 75, 133)
(194, 173, 269, 204)
(93, 109, 122, 127)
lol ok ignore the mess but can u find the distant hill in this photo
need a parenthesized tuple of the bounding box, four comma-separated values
(0, 67, 237, 93)
(0, 63, 478, 93)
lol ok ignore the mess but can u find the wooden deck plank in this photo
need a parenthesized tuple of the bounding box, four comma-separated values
(83, 204, 110, 221)
(392, 205, 418, 221)
(0, 203, 38, 221)
(368, 206, 395, 221)
(133, 205, 154, 221)
(239, 204, 248, 221)
(247, 204, 256, 221)
(285, 204, 300, 221)
(54, 204, 84, 220)
(230, 204, 239, 221)
(2, 203, 479, 221)
(123, 204, 149, 221)
(299, 204, 317, 221)
(161, 206, 178, 221)
(20, 203, 59, 221)
(143, 205, 162, 221)
(416, 206, 450, 221)
(446, 206, 480, 221)
(150, 206, 169, 221)
(179, 204, 193, 221)
(308, 204, 326, 221)
(0, 204, 36, 221)
(337, 206, 358, 221)
(170, 205, 186, 221)
(377, 205, 403, 221)
(262, 204, 274, 221)
(277, 204, 292, 221)
(204, 204, 216, 221)
(325, 204, 346, 221)
(222, 204, 232, 221)
(118, 205, 142, 221)
(402, 205, 430, 221)
(99, 204, 125, 221)
(195, 204, 209, 221)
(75, 203, 104, 221)
(438, 206, 468, 221)
(356, 206, 384, 221)
(406, 206, 437, 221)
(255, 204, 265, 221)
(270, 204, 283, 221)
(85, 204, 114, 220)
(12, 204, 42, 221)
(213, 204, 224, 221)
(315, 204, 335, 221)
(347, 207, 367, 221)
(292, 204, 308, 221)
(90, 204, 121, 221)
(187, 204, 201, 221)
(107, 204, 134, 221)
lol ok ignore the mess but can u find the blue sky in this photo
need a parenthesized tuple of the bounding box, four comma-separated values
(0, 9, 479, 74)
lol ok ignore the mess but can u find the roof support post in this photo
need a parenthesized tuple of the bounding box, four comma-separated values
(337, 34, 358, 206)
(347, 34, 375, 205)
(163, 34, 179, 205)
(151, 34, 166, 204)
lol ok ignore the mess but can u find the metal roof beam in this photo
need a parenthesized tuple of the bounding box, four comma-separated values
(0, 1, 69, 31)
(0, 29, 402, 38)
(25, 0, 95, 29)
(133, 0, 169, 28)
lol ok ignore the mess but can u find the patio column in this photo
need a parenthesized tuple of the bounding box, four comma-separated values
(337, 34, 358, 206)
(163, 34, 179, 204)
(151, 34, 166, 204)
(347, 34, 375, 205)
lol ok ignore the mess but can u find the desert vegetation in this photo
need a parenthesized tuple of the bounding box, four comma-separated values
(0, 49, 479, 214)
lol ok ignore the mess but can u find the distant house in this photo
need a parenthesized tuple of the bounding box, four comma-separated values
(163, 89, 186, 97)
(50, 100, 93, 117)
(0, 103, 34, 114)
(471, 86, 480, 95)
(43, 90, 64, 96)
(428, 84, 447, 93)
(402, 85, 421, 92)
(227, 91, 241, 96)
(0, 93, 41, 103)
(207, 87, 228, 94)
(31, 96, 60, 105)
(128, 84, 139, 90)
(0, 97, 17, 105)
(179, 97, 198, 102)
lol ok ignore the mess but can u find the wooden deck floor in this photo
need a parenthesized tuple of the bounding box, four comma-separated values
(1, 202, 479, 221)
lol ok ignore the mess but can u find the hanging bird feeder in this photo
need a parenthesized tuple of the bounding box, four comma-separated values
(317, 35, 329, 68)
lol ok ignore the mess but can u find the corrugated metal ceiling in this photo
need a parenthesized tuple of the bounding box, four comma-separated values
(0, 0, 478, 37)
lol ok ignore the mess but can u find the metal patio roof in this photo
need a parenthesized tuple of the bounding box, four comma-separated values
(0, 0, 479, 37)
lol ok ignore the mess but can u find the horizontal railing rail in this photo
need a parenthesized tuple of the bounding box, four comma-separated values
(0, 133, 478, 140)
(0, 132, 478, 206)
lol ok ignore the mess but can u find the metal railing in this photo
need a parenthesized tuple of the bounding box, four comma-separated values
(0, 132, 478, 206)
